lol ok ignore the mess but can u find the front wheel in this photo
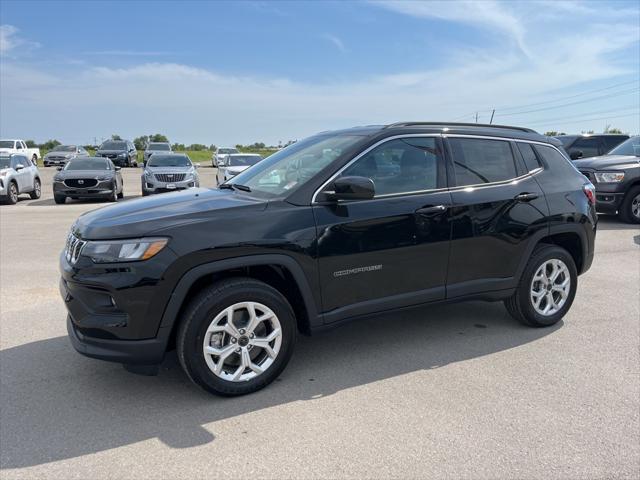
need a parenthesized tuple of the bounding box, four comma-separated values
(177, 278, 297, 396)
(109, 185, 118, 202)
(618, 186, 640, 224)
(4, 182, 18, 204)
(29, 178, 41, 199)
(505, 244, 577, 327)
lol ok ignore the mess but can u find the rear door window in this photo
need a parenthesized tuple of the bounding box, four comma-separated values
(448, 137, 518, 186)
(516, 143, 543, 172)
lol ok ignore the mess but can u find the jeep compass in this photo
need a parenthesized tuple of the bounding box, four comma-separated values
(60, 122, 597, 396)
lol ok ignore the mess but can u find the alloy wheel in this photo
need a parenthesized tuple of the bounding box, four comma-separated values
(202, 301, 282, 382)
(632, 193, 640, 220)
(9, 183, 18, 203)
(530, 259, 570, 316)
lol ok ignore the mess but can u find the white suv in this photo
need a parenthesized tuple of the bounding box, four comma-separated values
(0, 154, 42, 204)
(212, 147, 239, 167)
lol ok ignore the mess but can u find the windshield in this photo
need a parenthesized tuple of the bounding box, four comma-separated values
(65, 158, 110, 170)
(148, 155, 192, 167)
(228, 134, 363, 197)
(219, 148, 239, 155)
(148, 143, 171, 151)
(0, 141, 15, 148)
(52, 145, 76, 152)
(608, 136, 640, 156)
(0, 157, 11, 168)
(100, 141, 126, 150)
(227, 155, 261, 167)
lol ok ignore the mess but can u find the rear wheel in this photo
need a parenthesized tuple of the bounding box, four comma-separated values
(505, 244, 577, 327)
(177, 278, 297, 396)
(54, 194, 66, 204)
(29, 178, 41, 199)
(619, 186, 640, 224)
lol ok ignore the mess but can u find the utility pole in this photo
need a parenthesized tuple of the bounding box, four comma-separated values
(489, 109, 495, 124)
(475, 112, 478, 123)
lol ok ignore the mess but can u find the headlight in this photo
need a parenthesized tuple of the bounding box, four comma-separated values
(144, 170, 152, 177)
(54, 175, 63, 182)
(594, 172, 625, 183)
(81, 238, 168, 263)
(96, 175, 111, 181)
(117, 153, 126, 158)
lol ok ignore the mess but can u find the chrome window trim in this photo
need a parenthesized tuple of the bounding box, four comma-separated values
(311, 132, 568, 204)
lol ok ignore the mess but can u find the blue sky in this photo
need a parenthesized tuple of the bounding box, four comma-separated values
(1, 0, 638, 145)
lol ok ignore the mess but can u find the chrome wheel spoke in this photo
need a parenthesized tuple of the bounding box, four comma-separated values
(530, 259, 571, 317)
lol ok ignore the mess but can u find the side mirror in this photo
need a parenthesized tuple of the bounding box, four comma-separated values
(56, 166, 63, 171)
(330, 176, 375, 201)
(114, 166, 121, 171)
(569, 150, 583, 160)
(15, 164, 24, 171)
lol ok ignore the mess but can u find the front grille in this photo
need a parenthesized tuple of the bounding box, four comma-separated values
(64, 178, 98, 188)
(48, 156, 67, 161)
(64, 232, 87, 264)
(579, 170, 595, 183)
(155, 173, 186, 182)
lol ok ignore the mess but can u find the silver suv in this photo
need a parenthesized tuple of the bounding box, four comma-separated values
(141, 153, 199, 196)
(0, 154, 42, 204)
(143, 142, 172, 166)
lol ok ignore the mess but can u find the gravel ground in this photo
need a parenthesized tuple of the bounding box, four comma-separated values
(1, 165, 639, 479)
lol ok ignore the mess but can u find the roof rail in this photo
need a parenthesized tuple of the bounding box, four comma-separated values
(385, 121, 537, 134)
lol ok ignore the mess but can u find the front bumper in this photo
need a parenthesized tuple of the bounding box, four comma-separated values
(142, 178, 198, 193)
(54, 181, 114, 198)
(594, 191, 625, 214)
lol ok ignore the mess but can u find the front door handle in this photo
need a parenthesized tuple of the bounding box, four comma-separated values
(415, 205, 448, 215)
(514, 192, 539, 202)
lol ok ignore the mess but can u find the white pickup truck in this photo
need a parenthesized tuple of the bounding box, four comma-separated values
(0, 139, 40, 163)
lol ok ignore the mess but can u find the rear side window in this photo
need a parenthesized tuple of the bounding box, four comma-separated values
(448, 138, 517, 186)
(534, 145, 578, 176)
(516, 143, 542, 172)
(603, 136, 627, 152)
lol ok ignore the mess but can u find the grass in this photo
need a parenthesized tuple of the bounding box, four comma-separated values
(34, 148, 278, 167)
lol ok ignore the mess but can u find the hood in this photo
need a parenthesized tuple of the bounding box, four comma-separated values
(224, 165, 250, 175)
(73, 187, 266, 239)
(573, 154, 640, 171)
(145, 166, 194, 174)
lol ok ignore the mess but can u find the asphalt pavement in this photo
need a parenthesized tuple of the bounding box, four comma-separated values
(1, 165, 638, 479)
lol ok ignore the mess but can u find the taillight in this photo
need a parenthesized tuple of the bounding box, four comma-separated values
(583, 183, 596, 205)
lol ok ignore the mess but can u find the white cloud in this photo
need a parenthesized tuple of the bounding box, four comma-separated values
(321, 33, 346, 53)
(0, 24, 40, 55)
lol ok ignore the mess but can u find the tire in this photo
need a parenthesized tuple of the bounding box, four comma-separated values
(109, 184, 118, 202)
(117, 182, 124, 199)
(504, 244, 577, 327)
(177, 277, 297, 396)
(618, 185, 640, 224)
(29, 178, 41, 199)
(4, 181, 18, 204)
(54, 194, 66, 204)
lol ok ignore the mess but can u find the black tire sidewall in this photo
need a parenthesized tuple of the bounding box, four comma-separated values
(179, 280, 297, 396)
(517, 246, 577, 326)
(620, 186, 640, 224)
(8, 182, 18, 204)
(30, 179, 41, 199)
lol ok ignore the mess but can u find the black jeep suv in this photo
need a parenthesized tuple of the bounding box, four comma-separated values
(95, 139, 138, 167)
(60, 122, 596, 396)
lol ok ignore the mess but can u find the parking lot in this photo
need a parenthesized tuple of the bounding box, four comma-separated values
(1, 165, 639, 478)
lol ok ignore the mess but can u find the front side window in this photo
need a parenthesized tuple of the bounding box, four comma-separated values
(229, 134, 363, 197)
(227, 155, 262, 167)
(340, 137, 440, 195)
(449, 138, 517, 186)
(570, 137, 601, 157)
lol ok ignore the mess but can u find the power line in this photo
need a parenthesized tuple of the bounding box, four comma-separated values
(495, 88, 639, 117)
(518, 106, 639, 125)
(525, 112, 640, 128)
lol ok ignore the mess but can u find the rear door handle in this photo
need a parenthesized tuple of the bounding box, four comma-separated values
(415, 205, 448, 215)
(514, 192, 539, 202)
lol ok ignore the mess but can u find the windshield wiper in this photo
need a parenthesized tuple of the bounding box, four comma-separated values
(230, 184, 251, 192)
(219, 183, 235, 190)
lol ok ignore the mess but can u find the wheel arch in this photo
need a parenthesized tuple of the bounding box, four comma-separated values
(159, 255, 321, 351)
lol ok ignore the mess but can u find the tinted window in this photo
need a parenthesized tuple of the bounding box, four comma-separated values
(0, 156, 10, 168)
(219, 148, 239, 155)
(570, 137, 600, 157)
(147, 143, 170, 151)
(11, 156, 27, 168)
(608, 136, 640, 156)
(534, 145, 578, 175)
(517, 143, 542, 172)
(100, 141, 126, 150)
(555, 136, 577, 147)
(342, 137, 440, 195)
(227, 155, 261, 167)
(449, 138, 517, 186)
(65, 158, 110, 170)
(603, 136, 628, 152)
(0, 141, 14, 149)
